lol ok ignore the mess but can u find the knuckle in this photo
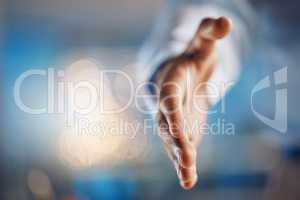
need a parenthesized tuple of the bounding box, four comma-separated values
(159, 96, 180, 114)
(177, 146, 196, 168)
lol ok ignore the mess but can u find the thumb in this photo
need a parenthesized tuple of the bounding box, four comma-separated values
(185, 17, 232, 54)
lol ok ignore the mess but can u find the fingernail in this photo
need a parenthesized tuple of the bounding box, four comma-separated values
(180, 174, 198, 190)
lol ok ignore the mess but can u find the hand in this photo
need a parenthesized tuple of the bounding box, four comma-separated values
(155, 17, 231, 189)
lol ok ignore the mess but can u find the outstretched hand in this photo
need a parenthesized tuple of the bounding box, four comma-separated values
(155, 17, 231, 189)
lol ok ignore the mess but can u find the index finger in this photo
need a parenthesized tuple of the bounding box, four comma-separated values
(159, 96, 196, 169)
(157, 111, 198, 189)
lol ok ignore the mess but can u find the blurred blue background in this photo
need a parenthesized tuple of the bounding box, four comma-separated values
(1, 0, 300, 199)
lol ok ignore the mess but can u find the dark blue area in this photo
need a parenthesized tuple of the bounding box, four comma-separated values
(72, 175, 137, 200)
